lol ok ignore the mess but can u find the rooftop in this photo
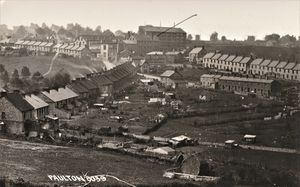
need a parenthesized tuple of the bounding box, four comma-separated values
(203, 52, 215, 59)
(225, 55, 236, 62)
(212, 53, 222, 60)
(260, 59, 271, 66)
(160, 70, 175, 77)
(284, 62, 296, 70)
(268, 60, 279, 67)
(189, 47, 203, 54)
(24, 94, 49, 109)
(41, 87, 78, 103)
(219, 76, 274, 84)
(250, 58, 263, 65)
(6, 92, 34, 112)
(139, 25, 185, 33)
(218, 54, 229, 61)
(293, 63, 300, 71)
(233, 56, 243, 63)
(276, 61, 287, 69)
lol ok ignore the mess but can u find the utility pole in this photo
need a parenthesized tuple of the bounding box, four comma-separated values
(156, 14, 197, 37)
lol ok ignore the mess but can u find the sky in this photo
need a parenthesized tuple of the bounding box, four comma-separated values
(0, 0, 299, 40)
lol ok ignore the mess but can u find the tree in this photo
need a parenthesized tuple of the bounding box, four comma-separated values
(210, 32, 218, 41)
(0, 64, 5, 73)
(264, 33, 280, 42)
(11, 69, 19, 79)
(32, 71, 43, 81)
(246, 35, 255, 42)
(13, 25, 28, 39)
(279, 34, 297, 45)
(0, 70, 9, 84)
(10, 69, 23, 88)
(221, 35, 227, 41)
(187, 34, 193, 40)
(21, 66, 31, 78)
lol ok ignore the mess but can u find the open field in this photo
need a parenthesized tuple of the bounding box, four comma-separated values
(0, 138, 176, 186)
(149, 112, 300, 149)
(0, 56, 105, 79)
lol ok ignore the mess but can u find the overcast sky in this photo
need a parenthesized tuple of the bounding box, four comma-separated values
(0, 0, 299, 40)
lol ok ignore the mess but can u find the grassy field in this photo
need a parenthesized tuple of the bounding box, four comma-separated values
(0, 138, 174, 186)
(0, 55, 105, 79)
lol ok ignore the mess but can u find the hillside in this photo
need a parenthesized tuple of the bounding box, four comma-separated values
(0, 56, 105, 79)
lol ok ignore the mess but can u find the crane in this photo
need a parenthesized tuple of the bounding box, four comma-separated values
(156, 14, 197, 37)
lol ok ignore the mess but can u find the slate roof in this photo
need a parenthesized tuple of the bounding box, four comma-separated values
(24, 94, 49, 109)
(233, 56, 243, 63)
(219, 76, 274, 84)
(203, 52, 215, 59)
(218, 54, 229, 61)
(268, 60, 279, 67)
(67, 82, 89, 94)
(212, 53, 222, 60)
(225, 55, 236, 62)
(284, 62, 296, 70)
(15, 40, 24, 45)
(41, 87, 78, 103)
(79, 79, 98, 90)
(292, 63, 300, 70)
(260, 59, 271, 66)
(250, 58, 263, 65)
(276, 61, 287, 69)
(189, 47, 203, 54)
(91, 75, 113, 86)
(6, 93, 34, 112)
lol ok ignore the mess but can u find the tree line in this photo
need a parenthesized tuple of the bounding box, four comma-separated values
(0, 64, 71, 93)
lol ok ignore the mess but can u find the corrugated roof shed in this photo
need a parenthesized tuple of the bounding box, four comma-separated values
(6, 93, 34, 112)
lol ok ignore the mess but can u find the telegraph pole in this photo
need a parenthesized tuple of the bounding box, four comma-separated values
(157, 14, 197, 37)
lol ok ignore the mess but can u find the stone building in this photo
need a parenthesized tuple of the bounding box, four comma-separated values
(218, 76, 281, 98)
(0, 91, 34, 134)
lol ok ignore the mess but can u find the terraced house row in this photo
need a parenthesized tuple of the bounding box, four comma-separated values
(0, 61, 138, 135)
(202, 52, 300, 81)
(14, 40, 91, 58)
